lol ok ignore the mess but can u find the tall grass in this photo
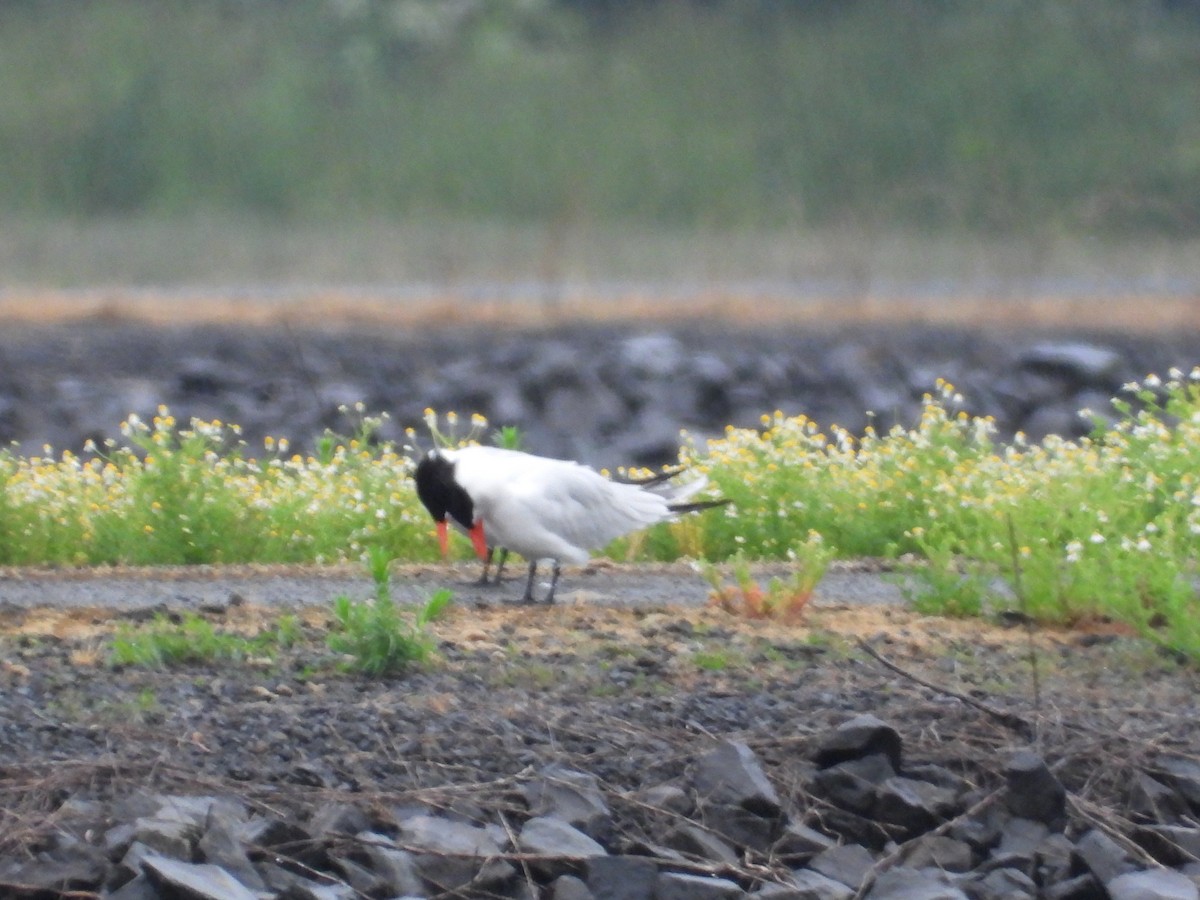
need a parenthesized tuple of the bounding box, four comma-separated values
(5, 374, 1200, 658)
(0, 1, 1197, 233)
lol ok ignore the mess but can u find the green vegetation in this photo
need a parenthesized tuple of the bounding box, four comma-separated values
(1, 0, 1198, 235)
(9, 371, 1200, 662)
(110, 611, 300, 668)
(327, 547, 453, 676)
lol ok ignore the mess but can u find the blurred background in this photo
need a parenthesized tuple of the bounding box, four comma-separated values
(2, 0, 1200, 311)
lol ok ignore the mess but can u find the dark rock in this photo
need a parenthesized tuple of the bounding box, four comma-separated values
(585, 854, 658, 900)
(1073, 828, 1138, 884)
(525, 766, 614, 843)
(1107, 869, 1200, 900)
(863, 865, 968, 899)
(812, 754, 897, 816)
(808, 843, 876, 889)
(655, 870, 746, 900)
(1004, 751, 1066, 824)
(899, 835, 974, 872)
(996, 817, 1050, 856)
(196, 817, 265, 891)
(692, 740, 782, 817)
(772, 821, 838, 863)
(519, 815, 608, 878)
(636, 783, 693, 816)
(665, 822, 740, 866)
(874, 776, 960, 836)
(1156, 758, 1200, 812)
(774, 869, 854, 900)
(141, 851, 260, 900)
(553, 873, 597, 899)
(1130, 773, 1191, 823)
(354, 831, 426, 897)
(1044, 873, 1106, 900)
(1135, 825, 1200, 866)
(813, 715, 903, 772)
(1018, 341, 1124, 386)
(107, 873, 160, 900)
(0, 844, 108, 894)
(132, 814, 198, 858)
(969, 866, 1038, 900)
(701, 803, 779, 851)
(307, 802, 372, 838)
(397, 813, 515, 891)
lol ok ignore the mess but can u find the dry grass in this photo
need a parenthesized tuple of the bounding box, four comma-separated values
(0, 287, 1197, 334)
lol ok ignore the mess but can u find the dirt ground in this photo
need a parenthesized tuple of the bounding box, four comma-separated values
(3, 567, 1197, 873)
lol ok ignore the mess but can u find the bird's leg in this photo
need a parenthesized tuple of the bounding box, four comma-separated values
(543, 562, 562, 605)
(519, 561, 539, 604)
(476, 547, 495, 585)
(477, 548, 510, 585)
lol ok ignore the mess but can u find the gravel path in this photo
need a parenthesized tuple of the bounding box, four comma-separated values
(0, 560, 908, 612)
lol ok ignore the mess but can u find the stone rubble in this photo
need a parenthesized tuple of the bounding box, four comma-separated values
(6, 727, 1200, 899)
(3, 322, 1198, 467)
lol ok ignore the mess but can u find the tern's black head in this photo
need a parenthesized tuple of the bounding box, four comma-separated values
(414, 450, 475, 529)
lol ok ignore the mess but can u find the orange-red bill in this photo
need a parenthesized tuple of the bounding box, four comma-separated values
(468, 520, 489, 560)
(436, 519, 450, 558)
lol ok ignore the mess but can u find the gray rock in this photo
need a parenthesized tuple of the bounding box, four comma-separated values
(1157, 758, 1200, 811)
(874, 776, 960, 836)
(308, 801, 372, 837)
(1073, 828, 1138, 884)
(665, 822, 740, 866)
(772, 821, 838, 863)
(107, 873, 160, 900)
(1108, 869, 1200, 900)
(196, 817, 265, 891)
(656, 870, 746, 899)
(970, 866, 1038, 900)
(809, 843, 876, 889)
(700, 802, 778, 852)
(1130, 774, 1190, 823)
(519, 815, 608, 879)
(996, 817, 1050, 856)
(1004, 751, 1066, 824)
(813, 715, 903, 772)
(812, 754, 897, 815)
(1043, 873, 1104, 900)
(398, 813, 515, 891)
(585, 854, 658, 900)
(553, 873, 597, 899)
(1136, 825, 1200, 866)
(899, 835, 974, 872)
(863, 866, 968, 899)
(618, 333, 685, 378)
(693, 741, 782, 817)
(636, 783, 693, 816)
(775, 869, 855, 900)
(141, 851, 260, 900)
(355, 830, 426, 897)
(132, 815, 198, 859)
(525, 767, 614, 842)
(1018, 341, 1124, 385)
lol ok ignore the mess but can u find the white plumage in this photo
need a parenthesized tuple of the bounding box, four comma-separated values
(413, 445, 723, 603)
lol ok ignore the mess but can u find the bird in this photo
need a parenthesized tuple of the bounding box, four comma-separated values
(413, 445, 728, 603)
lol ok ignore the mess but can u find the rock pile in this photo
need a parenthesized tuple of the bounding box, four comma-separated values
(2, 322, 1199, 467)
(7, 718, 1200, 899)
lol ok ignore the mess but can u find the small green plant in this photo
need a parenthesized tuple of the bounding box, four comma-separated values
(110, 612, 293, 668)
(702, 535, 832, 621)
(327, 551, 453, 676)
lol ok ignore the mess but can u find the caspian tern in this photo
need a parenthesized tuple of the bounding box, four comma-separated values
(414, 445, 728, 603)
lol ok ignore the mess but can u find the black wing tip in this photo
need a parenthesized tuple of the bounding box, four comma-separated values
(667, 498, 732, 515)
